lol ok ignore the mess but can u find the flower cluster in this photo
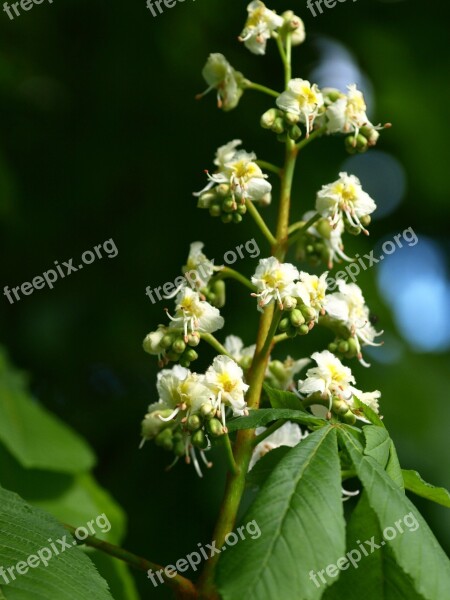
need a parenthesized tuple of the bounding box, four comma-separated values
(195, 140, 272, 224)
(141, 357, 249, 476)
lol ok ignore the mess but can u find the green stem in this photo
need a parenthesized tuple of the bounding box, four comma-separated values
(63, 525, 197, 599)
(256, 160, 282, 177)
(288, 212, 321, 246)
(273, 332, 288, 345)
(201, 333, 234, 359)
(215, 267, 256, 292)
(244, 81, 281, 99)
(252, 419, 286, 447)
(260, 305, 282, 359)
(274, 138, 298, 259)
(246, 198, 277, 246)
(341, 469, 357, 481)
(222, 433, 240, 475)
(296, 126, 326, 151)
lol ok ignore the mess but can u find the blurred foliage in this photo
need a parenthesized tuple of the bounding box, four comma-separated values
(0, 0, 449, 597)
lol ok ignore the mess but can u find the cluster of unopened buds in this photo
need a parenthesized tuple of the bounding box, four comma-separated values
(141, 1, 389, 475)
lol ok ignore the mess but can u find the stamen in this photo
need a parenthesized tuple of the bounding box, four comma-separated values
(159, 407, 180, 422)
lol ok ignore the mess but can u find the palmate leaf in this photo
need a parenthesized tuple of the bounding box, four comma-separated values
(0, 350, 94, 473)
(363, 426, 404, 489)
(217, 426, 346, 600)
(323, 493, 425, 600)
(338, 427, 450, 600)
(0, 486, 113, 600)
(263, 383, 305, 410)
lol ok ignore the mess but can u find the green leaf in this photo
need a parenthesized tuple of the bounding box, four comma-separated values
(323, 493, 425, 600)
(0, 486, 113, 600)
(402, 470, 450, 508)
(263, 383, 304, 410)
(363, 427, 404, 490)
(217, 426, 346, 600)
(227, 408, 325, 433)
(91, 553, 140, 600)
(0, 444, 125, 545)
(246, 446, 290, 489)
(352, 395, 385, 428)
(0, 351, 95, 473)
(339, 427, 450, 600)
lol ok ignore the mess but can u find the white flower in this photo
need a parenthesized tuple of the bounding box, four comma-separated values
(325, 84, 368, 135)
(251, 257, 299, 310)
(239, 1, 284, 55)
(297, 271, 328, 317)
(183, 242, 215, 290)
(195, 142, 272, 205)
(349, 388, 381, 414)
(298, 350, 355, 401)
(249, 421, 305, 471)
(199, 54, 244, 111)
(224, 335, 256, 365)
(205, 355, 249, 418)
(276, 79, 324, 136)
(156, 365, 213, 420)
(324, 281, 383, 362)
(315, 172, 376, 234)
(168, 287, 224, 340)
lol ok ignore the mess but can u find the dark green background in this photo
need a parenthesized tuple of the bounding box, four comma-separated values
(0, 0, 448, 597)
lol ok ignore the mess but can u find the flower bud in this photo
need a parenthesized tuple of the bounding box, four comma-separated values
(187, 333, 201, 347)
(187, 414, 202, 432)
(207, 418, 225, 438)
(271, 117, 285, 134)
(283, 296, 297, 311)
(360, 125, 380, 147)
(299, 305, 317, 322)
(360, 215, 371, 227)
(338, 341, 349, 354)
(278, 317, 291, 333)
(346, 337, 359, 357)
(173, 439, 186, 457)
(345, 222, 362, 236)
(288, 125, 302, 141)
(237, 203, 247, 215)
(268, 360, 286, 382)
(221, 214, 233, 224)
(222, 198, 236, 213)
(298, 324, 309, 336)
(233, 213, 243, 224)
(200, 403, 215, 420)
(284, 111, 300, 126)
(216, 183, 230, 197)
(342, 410, 356, 425)
(209, 204, 222, 217)
(332, 397, 349, 416)
(260, 108, 279, 129)
(184, 349, 199, 362)
(240, 356, 253, 370)
(161, 334, 175, 350)
(316, 219, 332, 239)
(290, 309, 306, 327)
(192, 429, 208, 449)
(197, 192, 216, 209)
(328, 342, 338, 353)
(155, 428, 174, 451)
(172, 338, 186, 354)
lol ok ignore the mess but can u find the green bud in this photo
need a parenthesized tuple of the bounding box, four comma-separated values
(328, 342, 338, 353)
(288, 125, 302, 141)
(200, 403, 215, 420)
(184, 349, 198, 362)
(160, 334, 175, 349)
(298, 324, 310, 336)
(211, 280, 226, 308)
(207, 292, 217, 304)
(240, 356, 253, 370)
(233, 213, 243, 224)
(271, 117, 285, 134)
(284, 111, 300, 125)
(347, 337, 359, 357)
(216, 184, 230, 198)
(355, 134, 368, 151)
(187, 414, 202, 432)
(286, 326, 298, 338)
(316, 219, 332, 239)
(277, 132, 288, 143)
(155, 428, 173, 451)
(278, 317, 290, 333)
(338, 341, 349, 354)
(222, 198, 236, 213)
(191, 429, 208, 449)
(207, 418, 225, 438)
(299, 305, 317, 322)
(178, 358, 190, 368)
(360, 215, 371, 227)
(209, 204, 222, 217)
(342, 410, 356, 425)
(260, 108, 279, 129)
(221, 213, 233, 224)
(173, 440, 186, 457)
(187, 333, 200, 347)
(345, 221, 361, 236)
(166, 350, 181, 362)
(237, 203, 247, 215)
(172, 338, 186, 354)
(345, 136, 358, 155)
(326, 90, 343, 102)
(197, 192, 216, 209)
(290, 309, 306, 327)
(269, 360, 286, 382)
(332, 397, 349, 416)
